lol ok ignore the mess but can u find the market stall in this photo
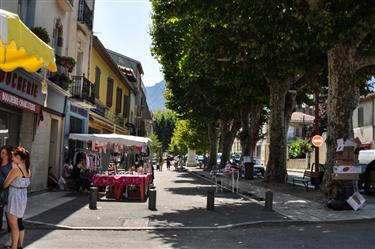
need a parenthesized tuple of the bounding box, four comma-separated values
(68, 133, 153, 201)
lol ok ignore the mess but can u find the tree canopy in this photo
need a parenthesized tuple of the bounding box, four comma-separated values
(153, 110, 177, 152)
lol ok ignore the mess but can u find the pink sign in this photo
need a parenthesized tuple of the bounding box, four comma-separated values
(0, 90, 41, 113)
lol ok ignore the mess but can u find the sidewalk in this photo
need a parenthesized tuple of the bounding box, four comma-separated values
(189, 168, 375, 222)
(24, 170, 287, 229)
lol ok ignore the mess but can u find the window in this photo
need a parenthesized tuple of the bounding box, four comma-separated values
(115, 88, 122, 114)
(123, 95, 130, 119)
(106, 78, 114, 107)
(358, 107, 364, 127)
(94, 67, 101, 98)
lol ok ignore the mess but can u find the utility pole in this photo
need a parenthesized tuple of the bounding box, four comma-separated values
(314, 88, 320, 174)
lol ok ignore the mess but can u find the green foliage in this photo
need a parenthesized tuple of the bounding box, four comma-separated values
(288, 139, 312, 159)
(169, 119, 209, 155)
(149, 133, 162, 156)
(153, 110, 177, 152)
(49, 73, 72, 90)
(30, 27, 50, 44)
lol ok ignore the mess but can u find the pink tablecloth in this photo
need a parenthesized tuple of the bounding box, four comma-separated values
(92, 174, 153, 187)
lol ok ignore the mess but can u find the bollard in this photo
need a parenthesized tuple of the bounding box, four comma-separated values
(207, 189, 215, 211)
(265, 191, 273, 211)
(89, 187, 98, 210)
(148, 188, 157, 210)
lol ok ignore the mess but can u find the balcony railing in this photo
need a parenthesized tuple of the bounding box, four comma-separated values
(78, 0, 93, 30)
(91, 102, 118, 123)
(71, 75, 95, 106)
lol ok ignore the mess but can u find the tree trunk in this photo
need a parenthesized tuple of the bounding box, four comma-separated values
(249, 103, 263, 157)
(265, 81, 293, 183)
(240, 109, 251, 158)
(207, 121, 218, 171)
(219, 118, 241, 168)
(323, 46, 360, 199)
(240, 103, 263, 158)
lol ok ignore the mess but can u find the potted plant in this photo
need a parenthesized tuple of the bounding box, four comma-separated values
(30, 27, 50, 44)
(49, 73, 72, 90)
(64, 56, 76, 73)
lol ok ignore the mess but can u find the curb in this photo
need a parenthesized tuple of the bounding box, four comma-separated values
(22, 169, 375, 231)
(23, 217, 375, 231)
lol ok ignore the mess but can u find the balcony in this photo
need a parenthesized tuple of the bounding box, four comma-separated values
(70, 75, 95, 108)
(56, 0, 74, 12)
(78, 0, 93, 30)
(91, 102, 118, 123)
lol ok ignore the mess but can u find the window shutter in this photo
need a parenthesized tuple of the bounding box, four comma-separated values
(123, 95, 130, 119)
(115, 88, 122, 114)
(106, 78, 114, 107)
(95, 67, 101, 99)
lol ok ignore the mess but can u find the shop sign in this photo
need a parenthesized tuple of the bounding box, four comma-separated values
(0, 69, 45, 106)
(0, 90, 41, 113)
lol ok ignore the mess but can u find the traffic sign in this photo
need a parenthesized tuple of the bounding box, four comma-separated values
(312, 135, 324, 147)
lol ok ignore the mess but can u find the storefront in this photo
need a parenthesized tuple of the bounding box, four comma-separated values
(0, 69, 70, 191)
(89, 112, 129, 135)
(63, 100, 90, 165)
(0, 69, 44, 149)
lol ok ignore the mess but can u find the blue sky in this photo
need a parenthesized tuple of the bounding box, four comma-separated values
(93, 0, 163, 86)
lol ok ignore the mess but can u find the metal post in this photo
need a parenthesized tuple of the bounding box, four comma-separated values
(207, 189, 215, 211)
(314, 89, 320, 173)
(148, 188, 157, 210)
(89, 187, 98, 210)
(265, 191, 273, 211)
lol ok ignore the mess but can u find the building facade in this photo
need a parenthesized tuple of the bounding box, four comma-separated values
(0, 0, 95, 191)
(88, 36, 133, 135)
(108, 50, 153, 136)
(353, 94, 375, 148)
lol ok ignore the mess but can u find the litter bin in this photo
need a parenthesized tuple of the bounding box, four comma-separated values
(244, 162, 254, 180)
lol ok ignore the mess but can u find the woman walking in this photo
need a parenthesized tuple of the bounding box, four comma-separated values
(4, 147, 31, 249)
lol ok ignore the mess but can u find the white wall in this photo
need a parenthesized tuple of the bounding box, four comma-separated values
(0, 0, 19, 13)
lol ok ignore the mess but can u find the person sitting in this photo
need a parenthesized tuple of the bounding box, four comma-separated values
(47, 167, 58, 190)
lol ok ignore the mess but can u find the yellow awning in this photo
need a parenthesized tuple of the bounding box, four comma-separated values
(0, 9, 57, 72)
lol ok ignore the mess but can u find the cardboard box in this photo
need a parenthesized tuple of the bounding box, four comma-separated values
(337, 148, 357, 158)
(335, 159, 359, 166)
(334, 166, 362, 174)
(336, 138, 361, 153)
(332, 173, 360, 180)
(347, 192, 366, 211)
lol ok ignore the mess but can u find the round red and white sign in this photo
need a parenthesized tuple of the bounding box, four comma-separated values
(312, 135, 324, 147)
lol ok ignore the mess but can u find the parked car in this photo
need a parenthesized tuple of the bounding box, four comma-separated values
(217, 153, 222, 165)
(241, 157, 265, 177)
(231, 154, 241, 165)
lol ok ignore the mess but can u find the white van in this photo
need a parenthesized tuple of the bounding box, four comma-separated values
(358, 150, 375, 172)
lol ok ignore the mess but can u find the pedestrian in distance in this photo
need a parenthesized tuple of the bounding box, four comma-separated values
(4, 147, 31, 249)
(166, 157, 171, 170)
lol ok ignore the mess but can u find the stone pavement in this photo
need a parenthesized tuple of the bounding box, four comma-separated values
(24, 170, 286, 229)
(190, 168, 375, 222)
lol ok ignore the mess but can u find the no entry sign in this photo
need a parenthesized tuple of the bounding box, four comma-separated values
(312, 135, 324, 147)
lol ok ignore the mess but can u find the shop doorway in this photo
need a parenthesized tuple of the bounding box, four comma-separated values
(0, 108, 21, 147)
(49, 119, 59, 177)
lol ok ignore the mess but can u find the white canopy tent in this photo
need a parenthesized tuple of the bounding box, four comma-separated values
(69, 133, 151, 147)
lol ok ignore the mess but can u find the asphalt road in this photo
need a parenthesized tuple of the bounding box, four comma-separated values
(3, 220, 374, 249)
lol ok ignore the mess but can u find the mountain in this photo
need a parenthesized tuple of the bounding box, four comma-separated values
(146, 80, 166, 111)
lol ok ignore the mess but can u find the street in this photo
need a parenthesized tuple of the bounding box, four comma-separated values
(0, 170, 373, 248)
(3, 221, 374, 249)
